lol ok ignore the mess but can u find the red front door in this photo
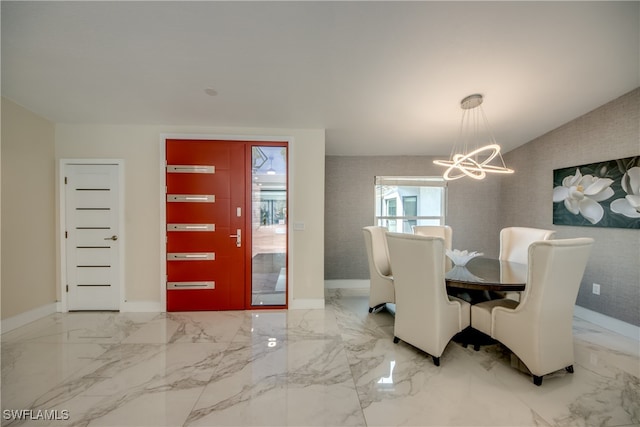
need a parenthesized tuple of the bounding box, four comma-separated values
(166, 139, 245, 311)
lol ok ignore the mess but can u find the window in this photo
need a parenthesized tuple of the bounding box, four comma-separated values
(385, 198, 397, 229)
(402, 196, 418, 231)
(375, 176, 447, 233)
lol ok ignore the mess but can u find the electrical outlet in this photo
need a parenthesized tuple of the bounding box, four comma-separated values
(592, 283, 601, 295)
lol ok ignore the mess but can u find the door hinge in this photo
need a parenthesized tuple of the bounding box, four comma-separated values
(64, 176, 68, 185)
(65, 231, 68, 239)
(66, 285, 69, 293)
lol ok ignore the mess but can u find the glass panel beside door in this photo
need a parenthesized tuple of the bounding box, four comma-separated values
(250, 145, 288, 307)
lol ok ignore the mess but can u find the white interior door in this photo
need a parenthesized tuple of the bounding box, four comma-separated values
(65, 163, 121, 310)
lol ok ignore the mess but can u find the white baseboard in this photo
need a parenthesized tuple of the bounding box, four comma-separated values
(574, 305, 639, 341)
(324, 279, 370, 289)
(1, 303, 58, 334)
(121, 301, 164, 312)
(289, 298, 325, 309)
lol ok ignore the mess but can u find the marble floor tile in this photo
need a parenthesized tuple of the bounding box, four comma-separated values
(186, 337, 364, 426)
(122, 311, 245, 344)
(1, 342, 110, 410)
(1, 290, 638, 427)
(2, 312, 158, 345)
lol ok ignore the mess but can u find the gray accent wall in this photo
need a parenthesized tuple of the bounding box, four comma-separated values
(325, 87, 639, 327)
(500, 88, 640, 326)
(325, 156, 502, 280)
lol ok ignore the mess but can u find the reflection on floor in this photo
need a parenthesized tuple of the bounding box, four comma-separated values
(1, 288, 638, 426)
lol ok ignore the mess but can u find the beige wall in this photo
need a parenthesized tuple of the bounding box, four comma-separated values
(55, 124, 325, 308)
(1, 98, 56, 319)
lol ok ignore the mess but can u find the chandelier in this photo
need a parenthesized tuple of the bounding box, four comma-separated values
(433, 94, 513, 180)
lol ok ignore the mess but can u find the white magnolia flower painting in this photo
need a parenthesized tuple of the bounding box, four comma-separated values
(553, 157, 640, 229)
(610, 166, 640, 218)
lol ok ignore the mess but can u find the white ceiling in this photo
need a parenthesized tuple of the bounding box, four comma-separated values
(2, 1, 639, 156)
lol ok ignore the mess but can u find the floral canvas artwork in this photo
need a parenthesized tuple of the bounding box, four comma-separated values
(553, 156, 640, 229)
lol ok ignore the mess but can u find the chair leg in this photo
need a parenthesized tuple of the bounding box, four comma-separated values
(565, 365, 574, 373)
(393, 336, 400, 344)
(533, 375, 543, 386)
(432, 356, 440, 366)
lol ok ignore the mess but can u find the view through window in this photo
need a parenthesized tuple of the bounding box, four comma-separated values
(375, 176, 447, 233)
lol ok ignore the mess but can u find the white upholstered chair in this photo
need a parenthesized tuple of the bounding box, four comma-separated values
(471, 238, 593, 385)
(499, 227, 556, 264)
(498, 227, 556, 301)
(386, 232, 471, 366)
(413, 225, 453, 271)
(362, 226, 395, 313)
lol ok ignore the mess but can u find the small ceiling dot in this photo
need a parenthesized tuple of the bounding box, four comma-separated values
(204, 88, 218, 96)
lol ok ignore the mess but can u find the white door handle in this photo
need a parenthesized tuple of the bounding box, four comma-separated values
(230, 229, 241, 247)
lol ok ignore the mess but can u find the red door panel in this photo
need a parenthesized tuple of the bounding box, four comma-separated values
(167, 261, 223, 281)
(166, 140, 232, 168)
(167, 286, 235, 311)
(167, 260, 229, 280)
(167, 171, 231, 196)
(166, 201, 231, 224)
(166, 139, 245, 311)
(167, 232, 230, 253)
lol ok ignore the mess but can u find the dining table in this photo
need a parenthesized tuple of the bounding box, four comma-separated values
(445, 257, 527, 349)
(445, 257, 527, 294)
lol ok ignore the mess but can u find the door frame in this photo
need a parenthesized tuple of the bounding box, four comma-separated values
(159, 134, 293, 311)
(58, 159, 126, 312)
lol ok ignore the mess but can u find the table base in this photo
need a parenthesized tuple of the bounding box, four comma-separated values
(454, 327, 495, 351)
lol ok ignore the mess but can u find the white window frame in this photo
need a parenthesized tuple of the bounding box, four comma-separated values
(374, 176, 447, 233)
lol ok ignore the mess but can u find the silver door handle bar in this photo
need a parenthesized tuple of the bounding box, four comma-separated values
(230, 229, 241, 247)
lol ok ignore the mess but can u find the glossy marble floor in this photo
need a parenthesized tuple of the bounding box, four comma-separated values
(2, 288, 639, 427)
